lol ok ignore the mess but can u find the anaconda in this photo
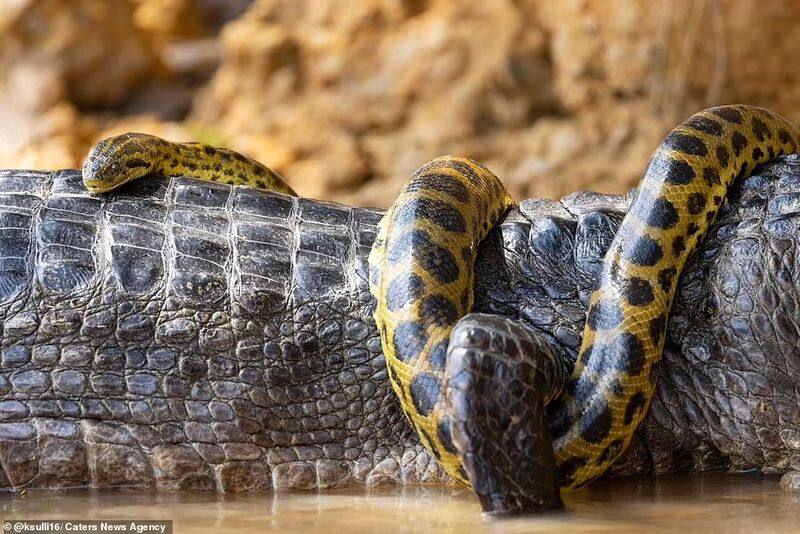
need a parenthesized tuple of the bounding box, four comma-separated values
(3, 105, 788, 516)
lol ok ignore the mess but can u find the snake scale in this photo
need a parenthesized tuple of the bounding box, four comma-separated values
(83, 105, 800, 508)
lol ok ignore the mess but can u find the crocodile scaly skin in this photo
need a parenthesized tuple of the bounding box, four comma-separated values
(0, 158, 799, 491)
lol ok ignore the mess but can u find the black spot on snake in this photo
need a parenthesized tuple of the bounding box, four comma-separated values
(623, 235, 663, 266)
(461, 246, 472, 264)
(649, 314, 666, 346)
(387, 230, 461, 283)
(547, 395, 570, 440)
(202, 145, 216, 156)
(417, 425, 441, 460)
(406, 174, 472, 203)
(573, 374, 601, 406)
(716, 145, 730, 168)
(387, 230, 421, 264)
(124, 158, 149, 169)
(428, 341, 448, 372)
(751, 117, 770, 141)
(647, 196, 679, 229)
(586, 300, 623, 330)
(614, 332, 646, 375)
(558, 456, 587, 486)
(672, 235, 686, 255)
(711, 107, 743, 124)
(444, 160, 483, 187)
(419, 294, 458, 327)
(579, 402, 612, 444)
(752, 147, 765, 161)
(686, 115, 724, 136)
(386, 273, 424, 311)
(608, 378, 624, 397)
(779, 129, 792, 144)
(420, 245, 461, 284)
(622, 276, 655, 306)
(624, 391, 647, 425)
(686, 222, 700, 236)
(688, 192, 706, 215)
(731, 132, 747, 156)
(437, 417, 458, 454)
(655, 154, 696, 185)
(393, 197, 467, 233)
(663, 132, 708, 156)
(703, 166, 721, 186)
(409, 371, 441, 417)
(393, 321, 428, 362)
(658, 267, 677, 293)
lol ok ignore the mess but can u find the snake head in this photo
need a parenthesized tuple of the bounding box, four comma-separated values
(82, 132, 161, 194)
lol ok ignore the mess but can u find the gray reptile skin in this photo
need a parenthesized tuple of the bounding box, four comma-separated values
(1, 155, 799, 492)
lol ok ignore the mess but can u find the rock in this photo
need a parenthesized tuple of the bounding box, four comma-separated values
(0, 0, 157, 109)
(133, 0, 253, 40)
(190, 0, 800, 206)
(7, 0, 800, 207)
(780, 471, 800, 491)
(0, 0, 158, 171)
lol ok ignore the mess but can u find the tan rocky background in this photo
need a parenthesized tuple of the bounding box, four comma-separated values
(2, 0, 800, 207)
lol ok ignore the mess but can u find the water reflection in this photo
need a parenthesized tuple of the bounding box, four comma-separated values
(1, 473, 797, 533)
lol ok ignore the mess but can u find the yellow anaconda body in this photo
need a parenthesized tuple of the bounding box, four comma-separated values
(368, 105, 800, 489)
(368, 156, 514, 484)
(82, 132, 296, 195)
(553, 105, 799, 488)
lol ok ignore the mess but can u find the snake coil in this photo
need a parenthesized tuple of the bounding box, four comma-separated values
(83, 105, 800, 492)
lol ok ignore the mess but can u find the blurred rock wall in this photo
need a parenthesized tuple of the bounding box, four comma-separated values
(2, 0, 800, 206)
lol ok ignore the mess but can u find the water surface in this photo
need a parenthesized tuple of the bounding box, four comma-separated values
(2, 473, 798, 533)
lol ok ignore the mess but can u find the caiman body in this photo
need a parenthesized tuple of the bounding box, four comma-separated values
(0, 159, 799, 492)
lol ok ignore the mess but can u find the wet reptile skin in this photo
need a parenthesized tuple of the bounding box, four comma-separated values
(82, 133, 296, 196)
(1, 158, 800, 491)
(368, 156, 514, 485)
(369, 106, 800, 491)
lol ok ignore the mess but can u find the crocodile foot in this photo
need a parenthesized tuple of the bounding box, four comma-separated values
(445, 313, 566, 515)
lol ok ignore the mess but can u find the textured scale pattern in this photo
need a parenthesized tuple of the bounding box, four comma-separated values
(57, 109, 800, 502)
(369, 106, 800, 490)
(82, 132, 296, 196)
(0, 161, 800, 491)
(553, 106, 800, 487)
(367, 156, 513, 484)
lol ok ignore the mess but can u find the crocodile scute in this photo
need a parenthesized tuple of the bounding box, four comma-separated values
(0, 158, 799, 491)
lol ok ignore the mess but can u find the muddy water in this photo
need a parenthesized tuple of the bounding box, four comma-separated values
(1, 473, 798, 533)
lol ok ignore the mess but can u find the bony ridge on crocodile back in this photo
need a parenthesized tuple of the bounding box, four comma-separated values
(82, 105, 800, 515)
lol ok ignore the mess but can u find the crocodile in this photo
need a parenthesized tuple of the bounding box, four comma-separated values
(0, 158, 799, 495)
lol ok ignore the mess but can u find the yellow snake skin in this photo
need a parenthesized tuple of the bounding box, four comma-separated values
(368, 105, 800, 489)
(82, 132, 295, 195)
(552, 105, 799, 488)
(368, 156, 514, 485)
(83, 105, 800, 492)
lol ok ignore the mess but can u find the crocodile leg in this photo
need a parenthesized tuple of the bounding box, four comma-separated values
(445, 313, 566, 514)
